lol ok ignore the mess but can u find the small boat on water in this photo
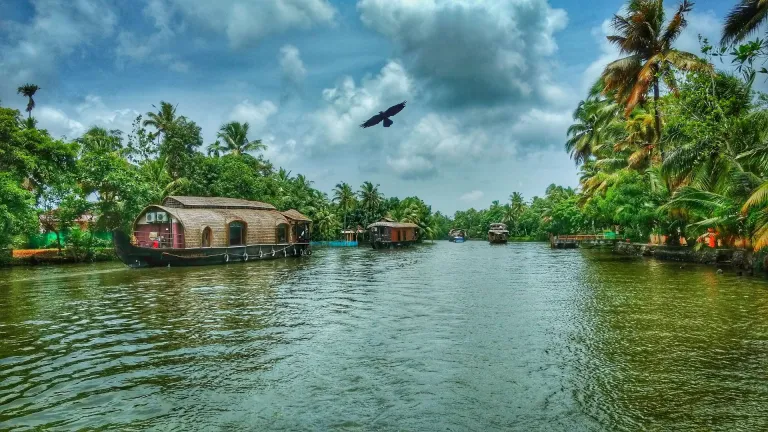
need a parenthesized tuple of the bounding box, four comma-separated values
(488, 223, 509, 244)
(368, 218, 419, 249)
(114, 196, 312, 268)
(448, 229, 466, 243)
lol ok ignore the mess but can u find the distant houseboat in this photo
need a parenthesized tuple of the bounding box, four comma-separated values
(367, 218, 419, 249)
(488, 223, 509, 244)
(114, 196, 311, 268)
(448, 229, 466, 242)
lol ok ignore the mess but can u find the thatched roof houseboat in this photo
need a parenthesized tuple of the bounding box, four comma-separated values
(367, 218, 419, 249)
(448, 229, 466, 242)
(114, 196, 311, 268)
(488, 223, 509, 244)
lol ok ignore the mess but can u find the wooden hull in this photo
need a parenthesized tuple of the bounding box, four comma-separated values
(114, 230, 310, 268)
(488, 234, 508, 244)
(370, 240, 417, 250)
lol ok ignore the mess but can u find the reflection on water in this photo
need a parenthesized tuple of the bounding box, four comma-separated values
(1, 243, 767, 430)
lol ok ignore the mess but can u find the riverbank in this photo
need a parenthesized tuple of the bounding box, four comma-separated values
(0, 248, 118, 267)
(614, 242, 763, 273)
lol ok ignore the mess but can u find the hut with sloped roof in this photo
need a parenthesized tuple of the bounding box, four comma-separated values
(367, 217, 419, 249)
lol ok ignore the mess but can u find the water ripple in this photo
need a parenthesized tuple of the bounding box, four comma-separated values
(1, 244, 768, 430)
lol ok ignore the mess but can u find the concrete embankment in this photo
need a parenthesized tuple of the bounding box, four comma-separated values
(614, 242, 760, 272)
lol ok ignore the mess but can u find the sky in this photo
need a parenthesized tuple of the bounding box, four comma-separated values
(0, 0, 744, 214)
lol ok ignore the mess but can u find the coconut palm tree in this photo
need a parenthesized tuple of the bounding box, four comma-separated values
(721, 0, 768, 46)
(358, 181, 383, 225)
(313, 206, 339, 240)
(565, 98, 622, 164)
(332, 182, 356, 229)
(207, 140, 224, 158)
(17, 83, 40, 119)
(217, 121, 266, 156)
(601, 0, 711, 145)
(77, 127, 124, 156)
(143, 101, 178, 141)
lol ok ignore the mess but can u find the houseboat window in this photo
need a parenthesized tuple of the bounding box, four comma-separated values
(229, 221, 245, 246)
(202, 227, 212, 248)
(277, 224, 288, 243)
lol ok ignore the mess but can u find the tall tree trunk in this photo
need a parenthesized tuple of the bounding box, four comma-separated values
(653, 81, 662, 160)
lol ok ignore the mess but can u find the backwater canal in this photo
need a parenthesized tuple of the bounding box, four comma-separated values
(1, 242, 767, 430)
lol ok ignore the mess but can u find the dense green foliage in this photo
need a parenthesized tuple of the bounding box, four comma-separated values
(0, 97, 447, 255)
(556, 0, 768, 249)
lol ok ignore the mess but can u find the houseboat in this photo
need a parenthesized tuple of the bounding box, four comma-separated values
(367, 218, 419, 249)
(113, 196, 311, 268)
(448, 229, 466, 243)
(488, 223, 509, 244)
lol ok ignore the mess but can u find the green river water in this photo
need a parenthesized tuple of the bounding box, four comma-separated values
(1, 242, 767, 430)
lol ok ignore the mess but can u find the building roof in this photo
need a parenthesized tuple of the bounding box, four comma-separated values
(280, 209, 312, 222)
(164, 196, 276, 210)
(367, 221, 420, 229)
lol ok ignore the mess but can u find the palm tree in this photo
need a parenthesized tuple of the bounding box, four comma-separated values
(77, 127, 124, 155)
(721, 0, 768, 46)
(313, 206, 339, 240)
(17, 83, 40, 119)
(601, 0, 710, 145)
(276, 168, 293, 183)
(143, 101, 178, 141)
(358, 181, 383, 225)
(207, 140, 224, 158)
(216, 121, 266, 156)
(565, 98, 621, 164)
(333, 182, 356, 229)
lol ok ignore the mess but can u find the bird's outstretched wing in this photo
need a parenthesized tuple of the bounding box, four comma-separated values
(360, 113, 384, 128)
(384, 101, 406, 117)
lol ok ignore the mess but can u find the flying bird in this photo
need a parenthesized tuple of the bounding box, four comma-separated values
(360, 101, 407, 128)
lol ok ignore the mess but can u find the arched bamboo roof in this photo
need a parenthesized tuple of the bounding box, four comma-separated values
(135, 205, 291, 247)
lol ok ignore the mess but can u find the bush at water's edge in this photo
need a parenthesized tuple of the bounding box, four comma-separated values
(2, 248, 118, 267)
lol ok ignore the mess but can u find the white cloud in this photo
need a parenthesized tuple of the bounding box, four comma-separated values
(280, 45, 307, 85)
(357, 0, 568, 107)
(510, 108, 572, 148)
(166, 0, 336, 48)
(309, 60, 413, 147)
(229, 100, 279, 133)
(280, 45, 307, 101)
(460, 190, 484, 202)
(36, 106, 86, 139)
(0, 0, 117, 101)
(34, 95, 141, 140)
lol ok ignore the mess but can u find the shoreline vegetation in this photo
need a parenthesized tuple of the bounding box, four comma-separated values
(5, 0, 768, 273)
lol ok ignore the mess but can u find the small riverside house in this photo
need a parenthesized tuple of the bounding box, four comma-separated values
(115, 196, 311, 267)
(367, 218, 419, 249)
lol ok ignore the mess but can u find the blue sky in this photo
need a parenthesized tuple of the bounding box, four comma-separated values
(0, 0, 747, 213)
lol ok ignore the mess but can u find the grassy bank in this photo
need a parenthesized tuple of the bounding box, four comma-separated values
(1, 248, 118, 267)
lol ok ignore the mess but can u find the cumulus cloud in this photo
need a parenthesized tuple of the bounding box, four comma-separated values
(32, 95, 140, 140)
(309, 60, 413, 148)
(280, 45, 307, 101)
(460, 190, 484, 202)
(229, 100, 279, 133)
(357, 0, 568, 108)
(386, 113, 503, 180)
(166, 0, 336, 48)
(36, 107, 87, 139)
(0, 0, 117, 101)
